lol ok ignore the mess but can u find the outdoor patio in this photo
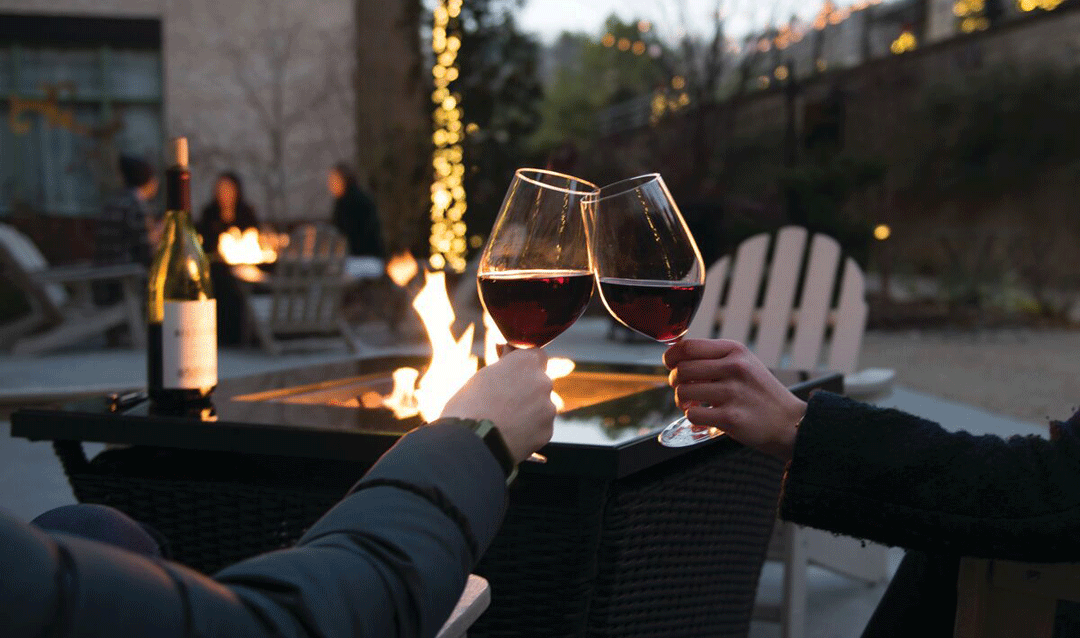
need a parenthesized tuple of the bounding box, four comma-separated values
(0, 316, 1054, 638)
(5, 1, 1080, 634)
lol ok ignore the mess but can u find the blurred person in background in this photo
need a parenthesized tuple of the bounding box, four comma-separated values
(328, 162, 384, 260)
(95, 154, 159, 269)
(197, 171, 260, 346)
(197, 171, 259, 255)
(94, 155, 160, 317)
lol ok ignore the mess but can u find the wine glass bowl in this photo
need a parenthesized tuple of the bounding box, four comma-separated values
(585, 174, 713, 447)
(478, 169, 598, 349)
(586, 174, 705, 344)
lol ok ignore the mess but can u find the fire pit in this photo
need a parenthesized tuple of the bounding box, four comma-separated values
(14, 352, 840, 638)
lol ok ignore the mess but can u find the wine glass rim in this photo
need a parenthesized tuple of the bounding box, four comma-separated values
(585, 173, 663, 203)
(515, 168, 598, 194)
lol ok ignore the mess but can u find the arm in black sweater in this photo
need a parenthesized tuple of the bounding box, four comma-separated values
(780, 392, 1080, 561)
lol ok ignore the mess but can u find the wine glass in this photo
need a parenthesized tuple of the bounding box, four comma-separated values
(478, 169, 598, 350)
(584, 174, 713, 447)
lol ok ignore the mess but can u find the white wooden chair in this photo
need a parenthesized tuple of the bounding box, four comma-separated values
(685, 225, 895, 638)
(239, 223, 363, 355)
(435, 574, 491, 638)
(0, 223, 145, 355)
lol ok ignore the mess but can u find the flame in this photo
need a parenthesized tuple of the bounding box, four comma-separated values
(387, 251, 420, 287)
(383, 271, 478, 422)
(382, 272, 577, 420)
(218, 227, 278, 265)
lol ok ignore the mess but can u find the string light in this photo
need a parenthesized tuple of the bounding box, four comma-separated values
(429, 0, 468, 272)
(649, 86, 691, 124)
(1018, 0, 1064, 10)
(954, 0, 990, 32)
(890, 30, 917, 54)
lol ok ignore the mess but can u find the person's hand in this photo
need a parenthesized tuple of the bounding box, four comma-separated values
(441, 348, 556, 464)
(664, 339, 807, 461)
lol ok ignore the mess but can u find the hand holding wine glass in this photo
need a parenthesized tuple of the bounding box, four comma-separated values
(585, 174, 712, 447)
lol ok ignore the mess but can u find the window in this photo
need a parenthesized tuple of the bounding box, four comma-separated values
(0, 14, 163, 217)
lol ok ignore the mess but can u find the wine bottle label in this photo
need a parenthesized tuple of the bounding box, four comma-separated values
(162, 299, 217, 389)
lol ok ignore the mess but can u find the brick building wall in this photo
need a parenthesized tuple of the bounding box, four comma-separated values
(0, 0, 357, 226)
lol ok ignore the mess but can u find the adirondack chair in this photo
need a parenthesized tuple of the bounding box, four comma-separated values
(685, 225, 895, 638)
(0, 223, 145, 355)
(239, 223, 363, 355)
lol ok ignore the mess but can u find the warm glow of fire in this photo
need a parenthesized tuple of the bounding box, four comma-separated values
(384, 271, 478, 422)
(218, 227, 278, 265)
(482, 313, 575, 410)
(386, 251, 419, 287)
(383, 269, 576, 420)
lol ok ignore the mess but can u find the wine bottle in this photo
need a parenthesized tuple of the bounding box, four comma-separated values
(147, 137, 217, 408)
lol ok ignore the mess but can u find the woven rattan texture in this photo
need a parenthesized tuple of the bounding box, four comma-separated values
(53, 439, 782, 636)
(52, 441, 351, 572)
(472, 444, 783, 638)
(588, 445, 784, 638)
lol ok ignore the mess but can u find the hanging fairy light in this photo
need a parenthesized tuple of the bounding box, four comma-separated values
(954, 0, 990, 32)
(429, 0, 468, 273)
(890, 30, 917, 54)
(1018, 0, 1064, 11)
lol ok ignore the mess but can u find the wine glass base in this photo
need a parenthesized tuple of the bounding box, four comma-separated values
(657, 416, 723, 448)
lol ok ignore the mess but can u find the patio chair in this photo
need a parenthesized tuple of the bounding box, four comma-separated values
(685, 225, 895, 638)
(0, 222, 145, 355)
(954, 557, 1080, 638)
(239, 223, 363, 355)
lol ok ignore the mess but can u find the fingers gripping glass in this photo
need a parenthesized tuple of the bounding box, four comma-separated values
(584, 174, 717, 447)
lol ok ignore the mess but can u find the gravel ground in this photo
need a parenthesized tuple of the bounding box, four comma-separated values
(860, 329, 1080, 426)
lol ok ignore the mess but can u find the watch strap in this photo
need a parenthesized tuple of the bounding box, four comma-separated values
(464, 418, 518, 485)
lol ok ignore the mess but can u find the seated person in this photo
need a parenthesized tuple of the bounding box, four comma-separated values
(197, 171, 259, 256)
(664, 338, 1080, 637)
(1, 348, 555, 638)
(196, 171, 260, 345)
(328, 163, 384, 260)
(95, 154, 160, 268)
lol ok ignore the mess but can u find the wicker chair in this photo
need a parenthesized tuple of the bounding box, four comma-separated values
(52, 434, 785, 638)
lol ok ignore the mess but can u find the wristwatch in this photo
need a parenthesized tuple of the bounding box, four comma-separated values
(462, 418, 518, 485)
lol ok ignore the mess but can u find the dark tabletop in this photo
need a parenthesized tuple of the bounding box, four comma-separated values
(11, 357, 841, 479)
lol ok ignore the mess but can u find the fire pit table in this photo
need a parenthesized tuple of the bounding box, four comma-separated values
(11, 357, 840, 638)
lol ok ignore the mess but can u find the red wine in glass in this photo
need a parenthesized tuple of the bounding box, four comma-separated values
(598, 278, 704, 343)
(586, 173, 712, 447)
(479, 270, 594, 348)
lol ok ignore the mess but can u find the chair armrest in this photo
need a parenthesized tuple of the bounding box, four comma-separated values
(843, 367, 896, 400)
(435, 575, 491, 638)
(33, 263, 145, 284)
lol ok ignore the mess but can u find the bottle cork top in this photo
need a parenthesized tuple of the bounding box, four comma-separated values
(172, 137, 189, 169)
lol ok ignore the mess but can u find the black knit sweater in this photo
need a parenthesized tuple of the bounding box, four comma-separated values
(779, 392, 1080, 562)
